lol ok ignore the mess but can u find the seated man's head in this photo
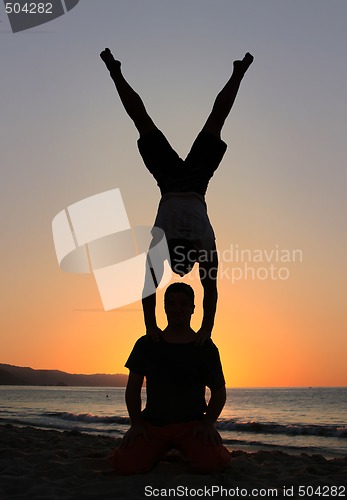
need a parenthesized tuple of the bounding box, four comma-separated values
(164, 283, 195, 327)
(167, 239, 198, 277)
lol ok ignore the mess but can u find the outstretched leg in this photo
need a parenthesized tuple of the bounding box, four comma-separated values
(100, 48, 157, 136)
(202, 52, 254, 137)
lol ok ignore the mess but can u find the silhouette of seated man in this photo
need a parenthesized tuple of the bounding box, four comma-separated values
(100, 49, 253, 342)
(109, 283, 230, 475)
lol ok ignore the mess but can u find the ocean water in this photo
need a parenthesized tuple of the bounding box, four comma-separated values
(0, 386, 346, 458)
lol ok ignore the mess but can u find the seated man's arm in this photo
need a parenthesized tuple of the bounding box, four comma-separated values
(204, 385, 227, 425)
(122, 371, 147, 447)
(194, 385, 226, 445)
(125, 371, 144, 425)
(197, 245, 218, 343)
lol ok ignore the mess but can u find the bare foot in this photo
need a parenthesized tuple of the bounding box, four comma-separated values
(100, 48, 121, 71)
(233, 52, 254, 74)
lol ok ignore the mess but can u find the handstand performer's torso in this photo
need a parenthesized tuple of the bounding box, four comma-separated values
(153, 191, 215, 251)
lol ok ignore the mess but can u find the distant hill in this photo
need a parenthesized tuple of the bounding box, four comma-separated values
(0, 364, 128, 387)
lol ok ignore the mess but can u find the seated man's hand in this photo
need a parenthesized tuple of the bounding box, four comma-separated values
(193, 421, 222, 446)
(195, 327, 212, 345)
(121, 423, 148, 448)
(146, 325, 163, 342)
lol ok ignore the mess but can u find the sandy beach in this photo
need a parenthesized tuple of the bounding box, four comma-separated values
(0, 424, 346, 499)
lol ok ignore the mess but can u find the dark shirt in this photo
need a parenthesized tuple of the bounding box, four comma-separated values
(125, 336, 225, 425)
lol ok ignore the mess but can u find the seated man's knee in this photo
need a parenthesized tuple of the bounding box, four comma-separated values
(109, 447, 154, 475)
(191, 444, 231, 474)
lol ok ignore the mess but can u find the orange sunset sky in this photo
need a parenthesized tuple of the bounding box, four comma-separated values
(1, 1, 346, 387)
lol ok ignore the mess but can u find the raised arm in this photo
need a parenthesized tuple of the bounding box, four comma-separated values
(196, 245, 218, 344)
(142, 253, 164, 340)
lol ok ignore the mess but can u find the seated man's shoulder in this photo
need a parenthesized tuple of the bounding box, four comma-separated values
(200, 338, 221, 356)
(135, 334, 148, 343)
(134, 335, 158, 348)
(202, 338, 217, 348)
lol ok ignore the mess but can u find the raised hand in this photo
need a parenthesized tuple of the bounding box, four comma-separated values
(146, 325, 163, 342)
(195, 326, 212, 345)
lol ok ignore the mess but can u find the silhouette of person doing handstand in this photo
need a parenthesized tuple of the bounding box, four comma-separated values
(100, 48, 253, 342)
